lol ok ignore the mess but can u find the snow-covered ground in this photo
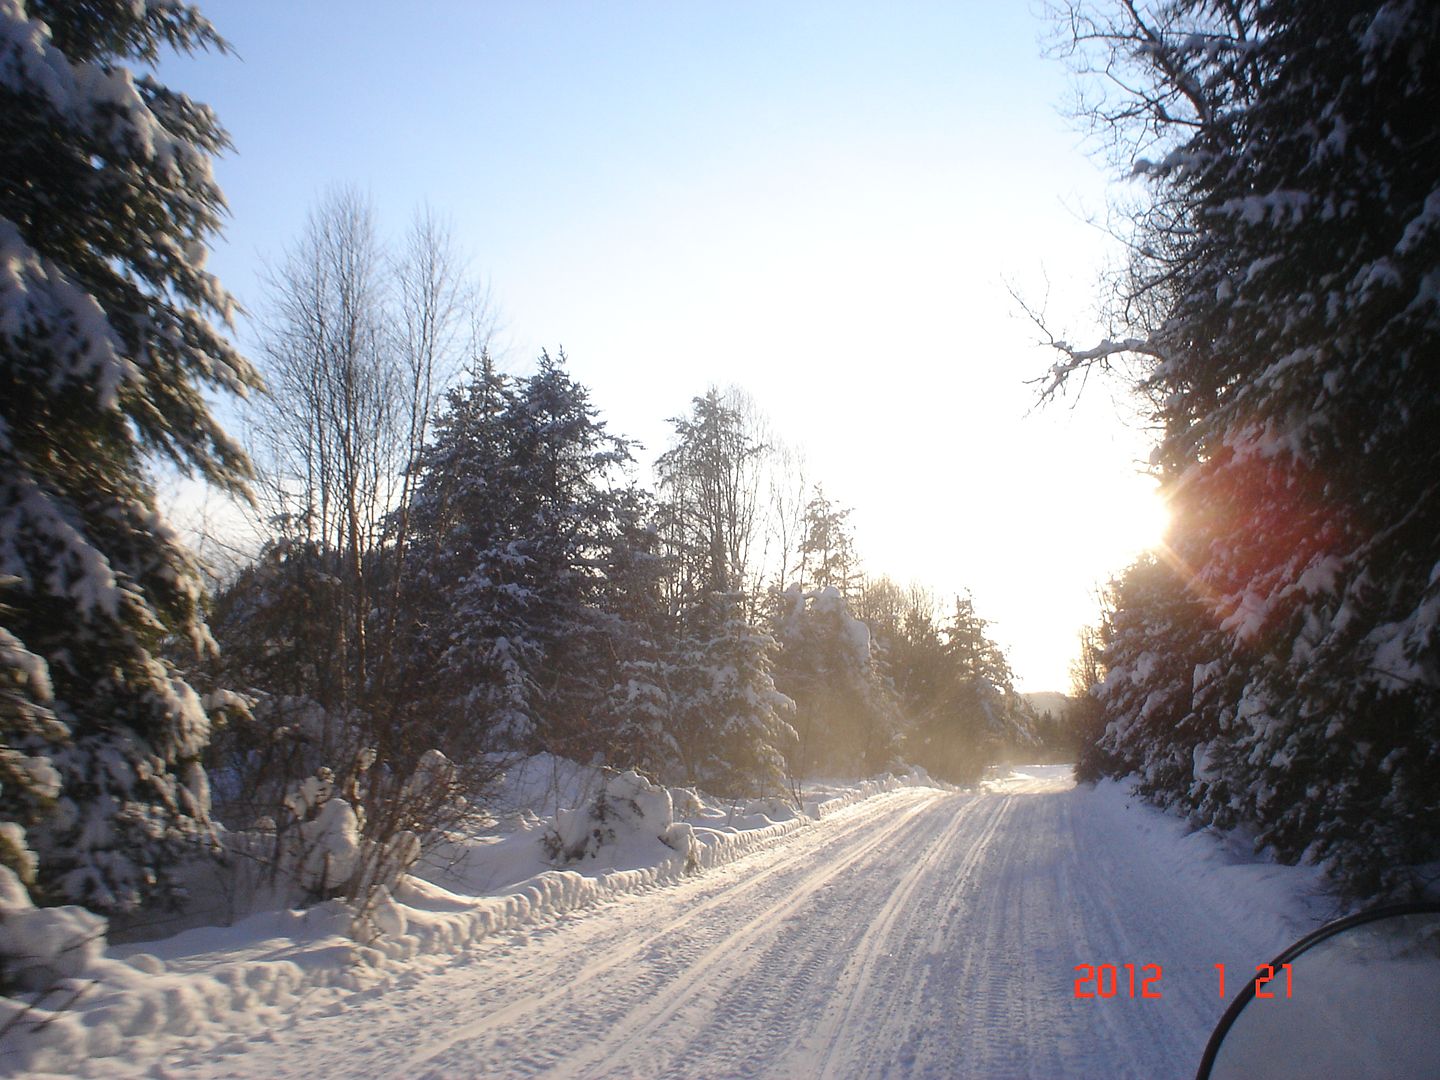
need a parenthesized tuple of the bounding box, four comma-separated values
(8, 765, 1330, 1079)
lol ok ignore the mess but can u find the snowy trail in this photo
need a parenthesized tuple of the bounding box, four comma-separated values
(128, 768, 1311, 1079)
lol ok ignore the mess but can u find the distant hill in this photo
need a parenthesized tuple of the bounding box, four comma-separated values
(1023, 691, 1072, 718)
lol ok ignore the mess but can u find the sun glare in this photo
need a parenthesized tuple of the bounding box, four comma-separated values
(1101, 482, 1172, 566)
(1134, 487, 1172, 553)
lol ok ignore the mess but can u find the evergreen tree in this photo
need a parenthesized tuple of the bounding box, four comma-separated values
(909, 593, 1033, 783)
(0, 591, 65, 886)
(1052, 0, 1440, 896)
(400, 352, 645, 762)
(797, 486, 858, 597)
(0, 1, 259, 911)
(773, 584, 899, 777)
(671, 594, 794, 795)
(591, 503, 681, 779)
(1069, 617, 1113, 784)
(1088, 555, 1223, 808)
(889, 599, 948, 738)
(654, 388, 767, 608)
(399, 357, 527, 753)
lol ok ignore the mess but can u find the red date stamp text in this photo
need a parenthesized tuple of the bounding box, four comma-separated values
(1073, 963, 1293, 1000)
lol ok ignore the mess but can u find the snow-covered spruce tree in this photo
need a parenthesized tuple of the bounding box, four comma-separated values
(1050, 0, 1440, 897)
(383, 355, 514, 760)
(796, 486, 859, 598)
(671, 593, 795, 796)
(400, 352, 649, 764)
(1087, 554, 1244, 818)
(591, 503, 685, 780)
(907, 593, 1033, 784)
(773, 584, 900, 778)
(506, 353, 654, 757)
(0, 592, 65, 885)
(1069, 611, 1115, 784)
(0, 1, 259, 911)
(600, 631, 681, 780)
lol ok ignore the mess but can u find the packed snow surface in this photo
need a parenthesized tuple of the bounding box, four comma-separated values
(11, 765, 1328, 1079)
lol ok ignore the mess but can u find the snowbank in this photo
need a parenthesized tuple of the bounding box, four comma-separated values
(1081, 776, 1332, 943)
(0, 892, 356, 1076)
(0, 762, 941, 1075)
(0, 865, 105, 990)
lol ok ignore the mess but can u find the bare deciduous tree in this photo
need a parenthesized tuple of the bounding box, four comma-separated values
(246, 190, 487, 711)
(251, 189, 392, 704)
(762, 441, 808, 597)
(208, 191, 495, 914)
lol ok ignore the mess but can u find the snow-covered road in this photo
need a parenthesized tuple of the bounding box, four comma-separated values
(142, 766, 1315, 1079)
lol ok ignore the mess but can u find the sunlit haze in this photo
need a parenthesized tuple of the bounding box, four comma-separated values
(164, 1, 1160, 691)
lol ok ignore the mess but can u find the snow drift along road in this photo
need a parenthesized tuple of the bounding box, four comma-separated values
(91, 766, 1323, 1079)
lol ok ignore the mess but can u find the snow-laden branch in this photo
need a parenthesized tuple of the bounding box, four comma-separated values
(1008, 282, 1161, 405)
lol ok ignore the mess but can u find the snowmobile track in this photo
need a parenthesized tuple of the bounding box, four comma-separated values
(130, 769, 1304, 1080)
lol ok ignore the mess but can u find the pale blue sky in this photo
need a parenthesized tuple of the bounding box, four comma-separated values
(164, 1, 1159, 690)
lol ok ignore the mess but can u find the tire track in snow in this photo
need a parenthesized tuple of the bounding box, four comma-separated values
(553, 794, 991, 1079)
(570, 792, 1011, 1079)
(130, 770, 1308, 1080)
(399, 789, 948, 1078)
(805, 793, 1014, 1079)
(125, 787, 943, 1080)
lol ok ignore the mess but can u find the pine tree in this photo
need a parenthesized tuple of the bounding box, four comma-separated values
(0, 2, 259, 911)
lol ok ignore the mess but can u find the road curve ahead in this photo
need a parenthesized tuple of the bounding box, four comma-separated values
(149, 766, 1296, 1080)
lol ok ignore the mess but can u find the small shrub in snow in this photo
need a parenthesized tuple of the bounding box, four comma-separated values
(668, 786, 705, 819)
(742, 795, 796, 821)
(290, 793, 363, 901)
(266, 765, 362, 903)
(194, 745, 450, 926)
(544, 769, 696, 870)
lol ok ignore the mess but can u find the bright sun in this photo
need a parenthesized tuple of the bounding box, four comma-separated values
(1131, 487, 1172, 553)
(1095, 481, 1173, 568)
